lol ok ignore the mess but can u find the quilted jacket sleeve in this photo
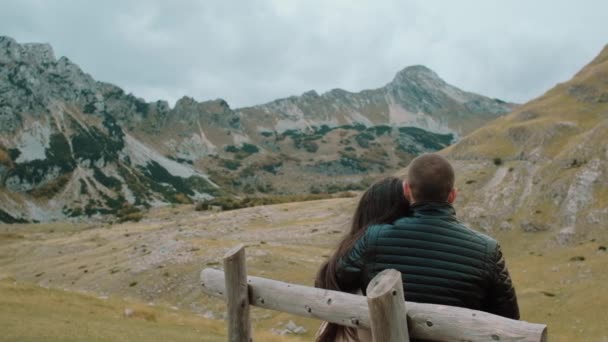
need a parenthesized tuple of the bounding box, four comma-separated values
(485, 243, 520, 319)
(335, 230, 370, 293)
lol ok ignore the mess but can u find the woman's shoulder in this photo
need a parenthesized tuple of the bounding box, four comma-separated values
(364, 222, 395, 240)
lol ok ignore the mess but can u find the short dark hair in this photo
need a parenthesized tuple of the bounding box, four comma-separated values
(407, 153, 454, 202)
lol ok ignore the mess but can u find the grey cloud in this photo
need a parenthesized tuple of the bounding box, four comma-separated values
(1, 0, 607, 108)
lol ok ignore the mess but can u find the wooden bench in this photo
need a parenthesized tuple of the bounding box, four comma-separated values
(200, 244, 547, 342)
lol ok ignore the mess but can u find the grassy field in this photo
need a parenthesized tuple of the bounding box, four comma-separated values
(1, 199, 607, 341)
(495, 230, 608, 341)
(0, 278, 224, 342)
(0, 278, 311, 342)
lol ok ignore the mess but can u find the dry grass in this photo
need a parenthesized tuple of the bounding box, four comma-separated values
(1, 198, 607, 341)
(0, 279, 225, 342)
(495, 230, 608, 341)
(0, 279, 310, 342)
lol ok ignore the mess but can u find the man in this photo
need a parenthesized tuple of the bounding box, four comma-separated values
(336, 153, 520, 319)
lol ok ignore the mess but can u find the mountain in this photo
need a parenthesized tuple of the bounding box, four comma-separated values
(0, 36, 513, 223)
(0, 37, 218, 222)
(429, 44, 608, 244)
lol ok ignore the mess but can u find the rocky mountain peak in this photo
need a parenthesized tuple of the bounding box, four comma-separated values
(1, 37, 96, 97)
(301, 90, 319, 98)
(173, 97, 231, 113)
(22, 43, 56, 63)
(174, 96, 198, 109)
(391, 65, 443, 86)
(0, 36, 57, 66)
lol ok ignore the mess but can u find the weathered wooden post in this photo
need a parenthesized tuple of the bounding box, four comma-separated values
(366, 269, 410, 342)
(223, 244, 251, 342)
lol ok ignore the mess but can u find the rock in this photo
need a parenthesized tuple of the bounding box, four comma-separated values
(271, 320, 307, 335)
(520, 221, 549, 232)
(123, 308, 134, 317)
(285, 320, 307, 334)
(499, 221, 511, 230)
(557, 227, 576, 245)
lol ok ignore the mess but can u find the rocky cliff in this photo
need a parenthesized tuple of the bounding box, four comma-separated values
(0, 36, 513, 222)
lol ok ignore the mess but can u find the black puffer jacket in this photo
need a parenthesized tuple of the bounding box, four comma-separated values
(336, 202, 520, 319)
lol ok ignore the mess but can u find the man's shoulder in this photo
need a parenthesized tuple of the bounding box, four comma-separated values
(392, 215, 498, 249)
(453, 221, 499, 250)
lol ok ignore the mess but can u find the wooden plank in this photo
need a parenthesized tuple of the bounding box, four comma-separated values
(366, 269, 410, 342)
(201, 268, 547, 342)
(222, 244, 251, 342)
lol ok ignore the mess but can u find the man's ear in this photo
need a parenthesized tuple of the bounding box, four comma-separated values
(403, 181, 412, 201)
(447, 188, 457, 204)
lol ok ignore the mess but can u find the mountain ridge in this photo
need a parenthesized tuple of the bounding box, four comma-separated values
(0, 35, 513, 222)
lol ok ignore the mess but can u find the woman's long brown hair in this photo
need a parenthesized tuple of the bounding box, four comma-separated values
(314, 177, 410, 342)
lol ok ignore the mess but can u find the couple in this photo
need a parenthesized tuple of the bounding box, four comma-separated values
(315, 154, 520, 342)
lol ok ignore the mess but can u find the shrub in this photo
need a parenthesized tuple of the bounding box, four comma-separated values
(303, 141, 319, 153)
(368, 125, 392, 136)
(493, 157, 503, 166)
(117, 205, 144, 223)
(241, 143, 259, 154)
(8, 148, 21, 161)
(83, 102, 96, 114)
(355, 132, 375, 148)
(194, 202, 208, 211)
(224, 143, 259, 159)
(0, 209, 28, 223)
(93, 168, 121, 190)
(71, 126, 123, 163)
(66, 207, 83, 217)
(314, 125, 333, 135)
(28, 174, 71, 198)
(260, 131, 273, 138)
(173, 193, 192, 204)
(243, 184, 255, 194)
(256, 182, 274, 193)
(221, 159, 241, 170)
(224, 145, 239, 153)
(195, 192, 357, 212)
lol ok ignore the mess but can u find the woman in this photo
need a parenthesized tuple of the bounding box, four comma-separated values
(314, 177, 411, 342)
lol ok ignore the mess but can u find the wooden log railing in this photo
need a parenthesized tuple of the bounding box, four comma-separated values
(201, 245, 547, 342)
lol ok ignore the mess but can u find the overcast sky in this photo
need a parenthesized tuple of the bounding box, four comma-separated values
(1, 0, 607, 108)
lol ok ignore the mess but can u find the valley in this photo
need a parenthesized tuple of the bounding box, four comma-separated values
(1, 197, 607, 341)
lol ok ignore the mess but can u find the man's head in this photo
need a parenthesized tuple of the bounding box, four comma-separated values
(404, 153, 456, 204)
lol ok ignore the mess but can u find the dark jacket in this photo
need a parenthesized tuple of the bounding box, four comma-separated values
(336, 202, 520, 319)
